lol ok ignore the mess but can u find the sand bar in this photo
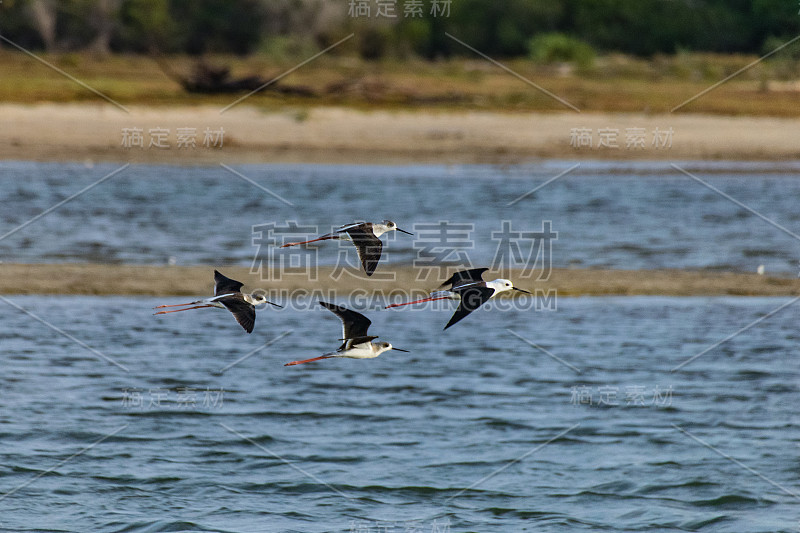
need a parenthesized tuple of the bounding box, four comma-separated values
(3, 104, 800, 164)
(2, 263, 798, 297)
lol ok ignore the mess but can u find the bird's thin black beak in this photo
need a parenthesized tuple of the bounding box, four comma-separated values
(392, 348, 410, 352)
(267, 301, 283, 308)
(513, 287, 531, 294)
(396, 228, 413, 235)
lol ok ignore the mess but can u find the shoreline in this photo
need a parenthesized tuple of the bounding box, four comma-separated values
(3, 104, 800, 165)
(3, 263, 799, 297)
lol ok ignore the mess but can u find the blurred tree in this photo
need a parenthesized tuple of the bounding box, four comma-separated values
(87, 0, 121, 55)
(28, 0, 57, 51)
(169, 0, 265, 55)
(569, 0, 689, 55)
(529, 32, 594, 69)
(0, 0, 797, 58)
(751, 0, 800, 49)
(445, 0, 564, 56)
(58, 0, 103, 50)
(117, 0, 173, 52)
(0, 0, 41, 49)
(356, 25, 391, 60)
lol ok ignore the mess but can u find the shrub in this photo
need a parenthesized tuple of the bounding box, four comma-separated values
(528, 33, 595, 70)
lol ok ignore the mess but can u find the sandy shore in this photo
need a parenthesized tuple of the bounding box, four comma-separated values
(3, 263, 798, 297)
(2, 104, 800, 164)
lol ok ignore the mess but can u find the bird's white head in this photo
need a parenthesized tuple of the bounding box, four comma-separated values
(374, 220, 413, 237)
(488, 279, 531, 295)
(248, 292, 283, 308)
(374, 341, 409, 355)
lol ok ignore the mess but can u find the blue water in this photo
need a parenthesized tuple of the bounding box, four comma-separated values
(1, 161, 800, 273)
(0, 160, 798, 532)
(0, 295, 797, 532)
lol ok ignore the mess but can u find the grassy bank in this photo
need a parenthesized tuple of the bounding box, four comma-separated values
(1, 51, 799, 116)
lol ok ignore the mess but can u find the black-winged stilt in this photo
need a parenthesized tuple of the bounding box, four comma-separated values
(280, 220, 412, 276)
(153, 270, 281, 333)
(284, 301, 408, 366)
(385, 267, 530, 329)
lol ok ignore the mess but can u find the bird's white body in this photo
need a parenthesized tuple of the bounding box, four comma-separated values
(284, 302, 408, 366)
(430, 278, 519, 300)
(385, 269, 530, 329)
(154, 270, 281, 334)
(325, 341, 396, 360)
(324, 221, 400, 241)
(190, 292, 271, 308)
(281, 220, 412, 277)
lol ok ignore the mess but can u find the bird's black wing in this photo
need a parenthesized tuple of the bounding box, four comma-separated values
(214, 270, 245, 296)
(347, 228, 383, 276)
(338, 335, 379, 352)
(438, 268, 489, 290)
(335, 222, 366, 233)
(316, 222, 363, 240)
(220, 296, 256, 333)
(320, 301, 372, 339)
(444, 286, 495, 330)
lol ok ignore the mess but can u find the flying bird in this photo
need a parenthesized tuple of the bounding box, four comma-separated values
(153, 270, 281, 333)
(385, 267, 530, 329)
(280, 220, 412, 276)
(284, 301, 408, 366)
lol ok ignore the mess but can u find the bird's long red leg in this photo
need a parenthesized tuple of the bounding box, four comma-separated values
(154, 305, 213, 315)
(154, 301, 200, 309)
(280, 235, 336, 248)
(284, 355, 334, 366)
(385, 296, 453, 309)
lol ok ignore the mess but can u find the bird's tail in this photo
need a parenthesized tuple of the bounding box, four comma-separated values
(280, 235, 337, 248)
(284, 354, 335, 366)
(153, 304, 212, 315)
(430, 291, 458, 299)
(153, 300, 202, 309)
(385, 291, 458, 309)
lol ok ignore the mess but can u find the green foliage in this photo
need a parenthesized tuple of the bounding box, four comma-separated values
(1, 0, 799, 58)
(395, 19, 432, 59)
(568, 0, 757, 55)
(751, 0, 800, 45)
(169, 0, 265, 55)
(760, 35, 800, 80)
(356, 26, 391, 60)
(259, 35, 318, 61)
(0, 0, 41, 48)
(529, 33, 595, 69)
(761, 35, 800, 61)
(445, 0, 564, 56)
(118, 0, 173, 52)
